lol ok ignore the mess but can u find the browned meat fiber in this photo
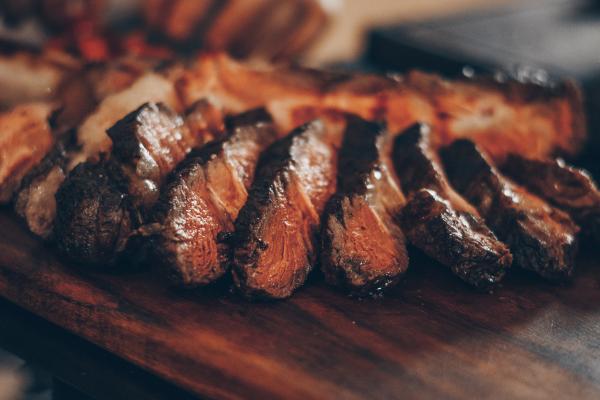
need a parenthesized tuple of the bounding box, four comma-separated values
(154, 108, 278, 287)
(393, 124, 511, 290)
(232, 116, 345, 299)
(502, 154, 600, 243)
(321, 115, 408, 296)
(55, 102, 209, 267)
(441, 140, 579, 281)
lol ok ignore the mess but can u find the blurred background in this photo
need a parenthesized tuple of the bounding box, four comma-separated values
(1, 0, 598, 398)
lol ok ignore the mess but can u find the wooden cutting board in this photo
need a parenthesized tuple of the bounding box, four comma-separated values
(1, 210, 600, 400)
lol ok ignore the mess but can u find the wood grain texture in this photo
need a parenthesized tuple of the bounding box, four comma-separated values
(1, 209, 600, 399)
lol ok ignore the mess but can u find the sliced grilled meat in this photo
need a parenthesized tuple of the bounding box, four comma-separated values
(232, 117, 345, 299)
(55, 102, 207, 267)
(393, 124, 511, 289)
(441, 140, 579, 281)
(54, 159, 133, 267)
(155, 108, 277, 287)
(502, 154, 600, 242)
(14, 141, 70, 239)
(0, 102, 54, 203)
(106, 102, 200, 215)
(321, 116, 408, 296)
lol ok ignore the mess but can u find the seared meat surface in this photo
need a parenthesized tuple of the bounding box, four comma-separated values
(155, 108, 277, 287)
(502, 155, 600, 242)
(321, 116, 408, 296)
(107, 102, 199, 215)
(232, 117, 344, 299)
(0, 102, 54, 203)
(54, 159, 133, 267)
(442, 140, 579, 281)
(54, 102, 206, 266)
(393, 124, 512, 289)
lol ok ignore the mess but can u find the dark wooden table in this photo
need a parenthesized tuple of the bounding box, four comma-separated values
(2, 210, 600, 400)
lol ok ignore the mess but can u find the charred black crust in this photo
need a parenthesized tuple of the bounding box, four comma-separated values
(54, 160, 135, 268)
(320, 116, 408, 296)
(393, 123, 443, 195)
(107, 102, 176, 164)
(392, 126, 510, 289)
(441, 140, 579, 281)
(336, 115, 387, 195)
(400, 190, 510, 290)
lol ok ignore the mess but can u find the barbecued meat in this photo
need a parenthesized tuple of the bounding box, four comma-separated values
(320, 116, 408, 296)
(14, 141, 69, 239)
(393, 124, 512, 289)
(0, 102, 55, 203)
(441, 140, 579, 281)
(502, 154, 600, 242)
(232, 117, 344, 299)
(176, 53, 585, 161)
(73, 71, 182, 167)
(154, 108, 277, 287)
(55, 102, 207, 266)
(54, 159, 133, 267)
(106, 102, 199, 214)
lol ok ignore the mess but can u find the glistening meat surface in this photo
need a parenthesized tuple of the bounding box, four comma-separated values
(321, 115, 409, 296)
(232, 117, 344, 299)
(393, 124, 512, 289)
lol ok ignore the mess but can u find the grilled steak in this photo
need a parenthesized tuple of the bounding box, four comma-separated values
(502, 154, 600, 242)
(0, 102, 55, 203)
(441, 140, 579, 281)
(55, 102, 208, 266)
(393, 124, 511, 289)
(232, 117, 344, 299)
(321, 116, 408, 296)
(154, 108, 277, 287)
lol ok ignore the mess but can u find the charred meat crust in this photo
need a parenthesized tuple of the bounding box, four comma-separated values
(154, 108, 277, 287)
(502, 154, 600, 242)
(441, 140, 579, 281)
(107, 102, 196, 215)
(393, 124, 511, 289)
(54, 160, 134, 267)
(232, 119, 341, 299)
(55, 102, 198, 267)
(321, 116, 409, 296)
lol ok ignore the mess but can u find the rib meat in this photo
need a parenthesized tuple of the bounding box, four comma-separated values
(441, 140, 579, 280)
(393, 124, 512, 289)
(176, 53, 585, 161)
(321, 115, 408, 296)
(55, 102, 210, 266)
(232, 116, 345, 299)
(502, 154, 600, 242)
(154, 108, 277, 287)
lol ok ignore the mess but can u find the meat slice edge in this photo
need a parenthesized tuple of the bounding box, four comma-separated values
(441, 139, 579, 281)
(502, 154, 600, 243)
(393, 124, 512, 290)
(154, 108, 278, 287)
(321, 115, 409, 296)
(232, 117, 344, 299)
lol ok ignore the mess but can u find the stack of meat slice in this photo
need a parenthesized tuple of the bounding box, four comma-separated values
(1, 51, 598, 300)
